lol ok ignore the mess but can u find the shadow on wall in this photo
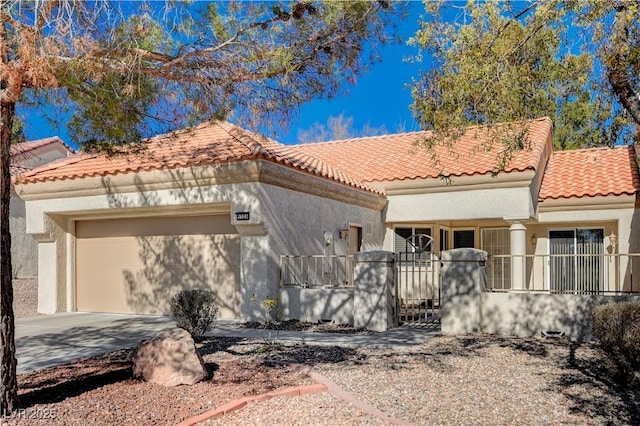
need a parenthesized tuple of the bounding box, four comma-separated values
(256, 183, 385, 324)
(98, 170, 243, 318)
(623, 208, 640, 292)
(123, 234, 240, 317)
(255, 185, 332, 322)
(482, 292, 607, 342)
(442, 249, 640, 342)
(9, 216, 38, 278)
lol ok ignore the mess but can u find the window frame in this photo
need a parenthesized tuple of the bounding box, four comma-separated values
(547, 227, 606, 293)
(394, 225, 434, 268)
(481, 227, 511, 290)
(393, 226, 433, 254)
(452, 228, 476, 249)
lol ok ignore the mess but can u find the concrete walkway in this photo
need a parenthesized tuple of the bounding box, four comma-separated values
(207, 322, 440, 349)
(16, 313, 440, 374)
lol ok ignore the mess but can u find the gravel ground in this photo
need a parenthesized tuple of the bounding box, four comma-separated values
(4, 338, 314, 425)
(311, 336, 640, 426)
(3, 334, 639, 425)
(7, 279, 640, 425)
(13, 277, 39, 319)
(205, 391, 386, 426)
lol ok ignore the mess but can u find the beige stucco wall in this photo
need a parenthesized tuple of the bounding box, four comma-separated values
(279, 287, 354, 324)
(440, 247, 640, 341)
(9, 143, 73, 278)
(9, 193, 38, 277)
(532, 201, 639, 292)
(247, 183, 385, 320)
(385, 185, 536, 223)
(17, 161, 386, 320)
(482, 292, 640, 341)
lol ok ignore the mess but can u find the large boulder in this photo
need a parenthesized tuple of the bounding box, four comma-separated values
(133, 328, 207, 386)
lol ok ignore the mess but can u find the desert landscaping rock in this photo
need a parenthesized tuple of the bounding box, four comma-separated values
(133, 328, 207, 386)
(4, 335, 640, 425)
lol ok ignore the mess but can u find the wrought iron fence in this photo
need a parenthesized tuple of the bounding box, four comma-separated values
(487, 253, 640, 294)
(279, 255, 353, 288)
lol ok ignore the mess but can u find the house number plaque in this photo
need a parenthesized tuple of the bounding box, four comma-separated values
(235, 211, 250, 221)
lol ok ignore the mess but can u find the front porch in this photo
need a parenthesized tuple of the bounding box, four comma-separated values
(488, 253, 640, 294)
(277, 249, 640, 340)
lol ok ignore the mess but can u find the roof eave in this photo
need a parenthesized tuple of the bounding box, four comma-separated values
(15, 159, 387, 211)
(538, 192, 637, 212)
(377, 168, 537, 196)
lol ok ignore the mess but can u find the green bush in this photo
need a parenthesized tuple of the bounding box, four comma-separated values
(593, 301, 640, 386)
(170, 289, 219, 340)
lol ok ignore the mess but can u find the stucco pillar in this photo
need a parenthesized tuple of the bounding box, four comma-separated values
(509, 222, 527, 290)
(34, 215, 69, 314)
(236, 224, 275, 322)
(440, 248, 488, 335)
(36, 238, 58, 314)
(353, 250, 396, 332)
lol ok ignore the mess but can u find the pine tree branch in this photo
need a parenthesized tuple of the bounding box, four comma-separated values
(606, 3, 640, 124)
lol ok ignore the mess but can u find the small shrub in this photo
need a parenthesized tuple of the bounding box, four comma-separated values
(593, 301, 640, 386)
(249, 294, 281, 324)
(249, 294, 283, 351)
(170, 289, 219, 340)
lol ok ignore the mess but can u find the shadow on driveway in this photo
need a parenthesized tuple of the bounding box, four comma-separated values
(16, 313, 175, 373)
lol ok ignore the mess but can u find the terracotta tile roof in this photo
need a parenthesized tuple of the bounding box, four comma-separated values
(10, 136, 75, 177)
(10, 136, 74, 157)
(539, 146, 640, 200)
(14, 121, 381, 195)
(9, 164, 30, 175)
(295, 117, 553, 182)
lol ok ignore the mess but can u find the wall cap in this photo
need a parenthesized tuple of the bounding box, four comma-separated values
(441, 248, 488, 262)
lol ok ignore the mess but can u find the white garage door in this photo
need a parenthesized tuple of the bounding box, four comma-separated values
(76, 215, 240, 318)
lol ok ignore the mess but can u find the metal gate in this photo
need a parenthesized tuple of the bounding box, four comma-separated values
(395, 234, 441, 324)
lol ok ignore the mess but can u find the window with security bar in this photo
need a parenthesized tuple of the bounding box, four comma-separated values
(549, 228, 604, 294)
(482, 228, 511, 290)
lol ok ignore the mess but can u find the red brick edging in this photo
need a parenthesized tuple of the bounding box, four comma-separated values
(178, 359, 414, 426)
(176, 383, 328, 426)
(307, 370, 413, 426)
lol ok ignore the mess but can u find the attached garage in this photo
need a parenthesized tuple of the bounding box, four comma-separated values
(75, 214, 240, 318)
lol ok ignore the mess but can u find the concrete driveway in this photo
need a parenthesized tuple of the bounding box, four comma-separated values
(15, 313, 441, 374)
(15, 313, 175, 373)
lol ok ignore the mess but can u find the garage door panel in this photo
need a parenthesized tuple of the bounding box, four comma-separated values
(77, 238, 141, 267)
(77, 266, 140, 313)
(76, 216, 241, 318)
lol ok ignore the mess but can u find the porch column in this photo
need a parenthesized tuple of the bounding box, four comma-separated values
(509, 222, 527, 290)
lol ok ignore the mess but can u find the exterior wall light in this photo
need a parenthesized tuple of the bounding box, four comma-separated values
(324, 231, 334, 246)
(530, 234, 537, 247)
(609, 231, 618, 253)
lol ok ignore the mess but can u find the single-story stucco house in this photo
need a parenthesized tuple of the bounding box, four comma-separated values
(12, 117, 640, 325)
(9, 137, 74, 277)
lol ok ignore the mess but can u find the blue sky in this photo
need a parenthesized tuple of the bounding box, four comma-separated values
(278, 2, 424, 143)
(18, 2, 424, 148)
